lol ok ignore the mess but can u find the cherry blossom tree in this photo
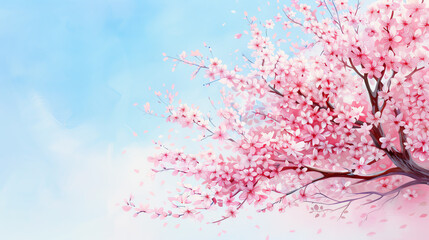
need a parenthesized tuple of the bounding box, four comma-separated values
(123, 0, 429, 223)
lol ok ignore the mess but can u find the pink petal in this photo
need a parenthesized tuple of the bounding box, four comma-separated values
(122, 205, 132, 212)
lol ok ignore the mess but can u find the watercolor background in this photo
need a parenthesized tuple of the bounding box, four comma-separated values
(1, 0, 427, 239)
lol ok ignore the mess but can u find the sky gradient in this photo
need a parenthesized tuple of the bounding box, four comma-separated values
(1, 0, 427, 239)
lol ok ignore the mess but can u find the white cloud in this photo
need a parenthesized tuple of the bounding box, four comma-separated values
(0, 92, 162, 240)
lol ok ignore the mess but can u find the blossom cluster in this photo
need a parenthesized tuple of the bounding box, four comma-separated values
(124, 0, 429, 222)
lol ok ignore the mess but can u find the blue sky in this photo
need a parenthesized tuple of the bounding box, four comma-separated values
(0, 0, 425, 239)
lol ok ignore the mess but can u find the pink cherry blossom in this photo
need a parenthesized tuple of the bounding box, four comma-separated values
(380, 134, 397, 151)
(124, 0, 429, 225)
(403, 189, 418, 200)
